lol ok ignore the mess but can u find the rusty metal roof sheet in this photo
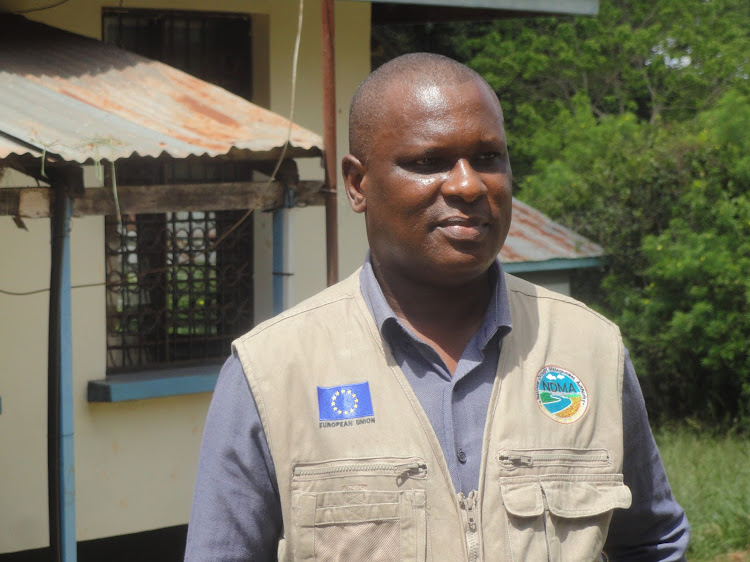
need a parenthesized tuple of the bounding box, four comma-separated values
(500, 198, 605, 270)
(0, 133, 43, 160)
(0, 16, 323, 165)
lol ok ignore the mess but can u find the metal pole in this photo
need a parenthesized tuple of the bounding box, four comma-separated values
(272, 209, 285, 315)
(321, 0, 339, 286)
(48, 186, 77, 562)
(273, 208, 295, 315)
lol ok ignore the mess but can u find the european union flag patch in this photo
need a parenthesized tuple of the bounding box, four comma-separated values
(317, 382, 375, 421)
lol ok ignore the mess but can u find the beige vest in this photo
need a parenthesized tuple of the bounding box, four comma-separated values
(234, 270, 632, 562)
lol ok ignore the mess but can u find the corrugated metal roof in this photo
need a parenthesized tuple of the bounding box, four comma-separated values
(360, 0, 598, 15)
(500, 198, 605, 267)
(0, 132, 43, 160)
(0, 16, 323, 164)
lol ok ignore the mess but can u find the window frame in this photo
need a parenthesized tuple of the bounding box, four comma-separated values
(100, 8, 257, 377)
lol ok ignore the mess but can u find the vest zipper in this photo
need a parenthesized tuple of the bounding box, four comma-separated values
(498, 449, 610, 469)
(459, 490, 480, 562)
(293, 460, 427, 479)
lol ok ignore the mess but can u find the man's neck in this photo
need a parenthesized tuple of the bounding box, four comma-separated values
(373, 264, 493, 375)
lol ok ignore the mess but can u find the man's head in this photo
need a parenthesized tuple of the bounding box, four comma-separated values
(348, 53, 490, 165)
(343, 53, 513, 289)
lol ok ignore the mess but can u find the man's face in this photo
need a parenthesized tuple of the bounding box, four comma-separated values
(344, 77, 513, 288)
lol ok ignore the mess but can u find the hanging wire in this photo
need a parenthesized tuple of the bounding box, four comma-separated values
(110, 160, 122, 225)
(0, 282, 102, 297)
(12, 0, 71, 14)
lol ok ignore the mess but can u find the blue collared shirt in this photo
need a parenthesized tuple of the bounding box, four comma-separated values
(359, 257, 511, 495)
(185, 259, 689, 561)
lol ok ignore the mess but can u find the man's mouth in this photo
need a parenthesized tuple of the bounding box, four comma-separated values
(435, 216, 489, 241)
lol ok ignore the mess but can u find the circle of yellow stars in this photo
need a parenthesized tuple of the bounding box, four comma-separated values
(331, 389, 359, 416)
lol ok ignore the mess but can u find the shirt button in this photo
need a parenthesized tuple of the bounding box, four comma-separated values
(457, 450, 467, 464)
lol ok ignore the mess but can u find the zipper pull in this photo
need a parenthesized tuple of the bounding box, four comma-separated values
(462, 492, 477, 531)
(394, 461, 427, 485)
(498, 453, 533, 467)
(394, 461, 426, 475)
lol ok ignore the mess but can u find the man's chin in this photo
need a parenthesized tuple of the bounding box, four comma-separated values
(414, 257, 496, 288)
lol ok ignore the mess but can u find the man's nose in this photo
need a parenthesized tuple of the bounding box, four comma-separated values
(441, 159, 487, 202)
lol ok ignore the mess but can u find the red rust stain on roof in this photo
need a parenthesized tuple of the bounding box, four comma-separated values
(499, 247, 523, 261)
(511, 214, 573, 249)
(56, 87, 131, 117)
(176, 95, 240, 129)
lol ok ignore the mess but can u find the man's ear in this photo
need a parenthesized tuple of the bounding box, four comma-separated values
(342, 154, 367, 214)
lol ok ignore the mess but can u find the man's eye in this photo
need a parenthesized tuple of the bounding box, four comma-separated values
(478, 152, 499, 161)
(405, 157, 447, 173)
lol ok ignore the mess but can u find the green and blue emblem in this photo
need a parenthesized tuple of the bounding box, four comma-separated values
(535, 366, 588, 424)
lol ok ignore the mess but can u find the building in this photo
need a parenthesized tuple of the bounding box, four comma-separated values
(502, 197, 604, 296)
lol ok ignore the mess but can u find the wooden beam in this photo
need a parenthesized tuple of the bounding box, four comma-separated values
(0, 181, 325, 217)
(0, 187, 50, 218)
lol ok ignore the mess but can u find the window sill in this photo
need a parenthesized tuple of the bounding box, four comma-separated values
(87, 363, 222, 403)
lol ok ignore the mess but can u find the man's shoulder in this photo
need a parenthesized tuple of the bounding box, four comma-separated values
(235, 268, 364, 344)
(504, 272, 618, 330)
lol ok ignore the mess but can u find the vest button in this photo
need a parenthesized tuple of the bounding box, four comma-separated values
(457, 450, 467, 464)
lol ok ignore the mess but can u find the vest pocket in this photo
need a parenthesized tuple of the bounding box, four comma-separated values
(500, 475, 632, 562)
(292, 489, 427, 562)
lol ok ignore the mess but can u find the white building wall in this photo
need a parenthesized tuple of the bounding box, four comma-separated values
(0, 215, 51, 552)
(513, 269, 572, 296)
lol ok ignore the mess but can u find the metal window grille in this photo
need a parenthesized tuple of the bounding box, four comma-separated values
(103, 10, 255, 370)
(105, 207, 253, 370)
(103, 9, 253, 101)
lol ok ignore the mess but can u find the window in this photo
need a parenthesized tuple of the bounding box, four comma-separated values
(103, 10, 255, 371)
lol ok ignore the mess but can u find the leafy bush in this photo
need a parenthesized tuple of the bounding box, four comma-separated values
(624, 94, 750, 425)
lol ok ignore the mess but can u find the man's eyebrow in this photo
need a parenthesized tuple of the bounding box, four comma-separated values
(392, 142, 444, 155)
(411, 146, 443, 155)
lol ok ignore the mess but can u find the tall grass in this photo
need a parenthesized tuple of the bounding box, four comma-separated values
(655, 425, 750, 561)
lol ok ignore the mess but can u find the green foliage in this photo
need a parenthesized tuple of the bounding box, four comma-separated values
(520, 103, 689, 294)
(631, 193, 750, 422)
(629, 98, 750, 423)
(656, 425, 750, 560)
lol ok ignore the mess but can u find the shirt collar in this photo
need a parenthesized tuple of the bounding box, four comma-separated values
(359, 253, 513, 350)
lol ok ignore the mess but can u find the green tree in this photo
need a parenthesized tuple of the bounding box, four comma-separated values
(456, 0, 750, 176)
(622, 93, 750, 424)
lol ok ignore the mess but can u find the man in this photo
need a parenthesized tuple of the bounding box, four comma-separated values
(185, 53, 689, 561)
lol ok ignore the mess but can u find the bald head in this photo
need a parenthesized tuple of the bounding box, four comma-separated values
(348, 53, 497, 164)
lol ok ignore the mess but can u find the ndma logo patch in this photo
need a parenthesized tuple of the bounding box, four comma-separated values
(535, 366, 588, 424)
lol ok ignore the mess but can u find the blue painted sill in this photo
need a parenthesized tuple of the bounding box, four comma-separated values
(87, 363, 222, 402)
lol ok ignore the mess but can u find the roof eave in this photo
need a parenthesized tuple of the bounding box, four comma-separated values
(502, 256, 607, 274)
